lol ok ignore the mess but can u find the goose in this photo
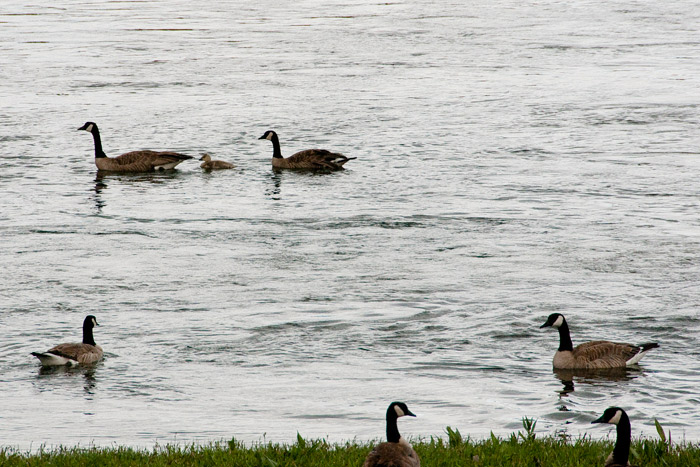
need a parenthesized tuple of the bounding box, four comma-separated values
(31, 315, 103, 366)
(199, 153, 235, 170)
(540, 313, 659, 369)
(78, 122, 193, 172)
(592, 407, 639, 467)
(363, 402, 420, 467)
(258, 130, 356, 170)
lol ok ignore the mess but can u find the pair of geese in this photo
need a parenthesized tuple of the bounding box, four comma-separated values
(77, 122, 356, 172)
(31, 313, 657, 467)
(367, 402, 635, 467)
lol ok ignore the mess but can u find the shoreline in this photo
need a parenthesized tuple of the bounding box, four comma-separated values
(2, 430, 698, 466)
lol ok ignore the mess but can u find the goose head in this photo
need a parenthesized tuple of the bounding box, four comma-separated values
(80, 315, 99, 346)
(540, 313, 566, 329)
(592, 407, 625, 426)
(78, 122, 97, 133)
(84, 315, 99, 328)
(258, 130, 278, 141)
(388, 401, 416, 419)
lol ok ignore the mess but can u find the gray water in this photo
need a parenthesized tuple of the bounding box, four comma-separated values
(1, 0, 700, 450)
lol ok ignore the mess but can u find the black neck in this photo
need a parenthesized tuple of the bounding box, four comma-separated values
(270, 134, 283, 159)
(612, 413, 631, 465)
(557, 320, 574, 352)
(90, 125, 107, 158)
(386, 409, 401, 443)
(82, 323, 96, 346)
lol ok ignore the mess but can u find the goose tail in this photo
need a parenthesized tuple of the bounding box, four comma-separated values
(640, 342, 660, 351)
(626, 342, 659, 365)
(31, 352, 77, 366)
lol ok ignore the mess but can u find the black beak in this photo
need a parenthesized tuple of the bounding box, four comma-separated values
(258, 135, 266, 140)
(591, 415, 605, 424)
(539, 322, 550, 329)
(405, 409, 416, 417)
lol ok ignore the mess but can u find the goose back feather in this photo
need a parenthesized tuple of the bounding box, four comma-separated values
(363, 441, 420, 467)
(33, 343, 103, 366)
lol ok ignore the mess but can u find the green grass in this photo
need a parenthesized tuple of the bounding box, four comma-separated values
(2, 427, 699, 466)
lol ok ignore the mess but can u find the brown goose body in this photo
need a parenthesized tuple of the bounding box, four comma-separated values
(41, 343, 103, 365)
(553, 341, 652, 370)
(364, 402, 420, 467)
(96, 150, 192, 172)
(79, 122, 192, 173)
(31, 315, 103, 366)
(272, 148, 354, 170)
(259, 130, 355, 170)
(364, 440, 420, 467)
(541, 313, 658, 370)
(199, 154, 235, 170)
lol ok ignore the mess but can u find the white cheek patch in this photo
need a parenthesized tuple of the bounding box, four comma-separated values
(85, 123, 94, 132)
(394, 405, 405, 417)
(266, 133, 274, 141)
(552, 315, 564, 328)
(608, 410, 622, 425)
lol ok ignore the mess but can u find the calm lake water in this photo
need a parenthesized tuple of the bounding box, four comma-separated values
(1, 0, 699, 450)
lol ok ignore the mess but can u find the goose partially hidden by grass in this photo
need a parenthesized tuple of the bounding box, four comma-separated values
(31, 315, 103, 366)
(592, 407, 639, 467)
(78, 122, 193, 172)
(540, 313, 659, 369)
(363, 402, 420, 467)
(258, 130, 356, 170)
(199, 153, 235, 170)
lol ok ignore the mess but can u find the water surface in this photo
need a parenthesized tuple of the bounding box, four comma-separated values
(1, 0, 699, 450)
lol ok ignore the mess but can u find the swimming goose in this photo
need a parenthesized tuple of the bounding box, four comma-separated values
(78, 122, 193, 172)
(363, 402, 420, 467)
(592, 407, 639, 467)
(540, 313, 658, 369)
(31, 315, 103, 366)
(258, 130, 356, 170)
(199, 153, 235, 170)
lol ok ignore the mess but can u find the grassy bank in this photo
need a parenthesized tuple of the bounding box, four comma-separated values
(2, 429, 699, 466)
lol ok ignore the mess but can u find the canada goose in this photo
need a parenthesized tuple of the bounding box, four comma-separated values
(199, 153, 235, 170)
(78, 122, 193, 172)
(592, 407, 639, 467)
(540, 313, 659, 370)
(31, 315, 103, 366)
(258, 130, 356, 170)
(363, 402, 420, 467)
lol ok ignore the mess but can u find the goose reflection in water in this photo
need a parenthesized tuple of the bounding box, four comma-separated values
(92, 173, 107, 213)
(266, 167, 346, 201)
(92, 170, 188, 213)
(266, 171, 283, 200)
(554, 367, 643, 396)
(37, 364, 99, 396)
